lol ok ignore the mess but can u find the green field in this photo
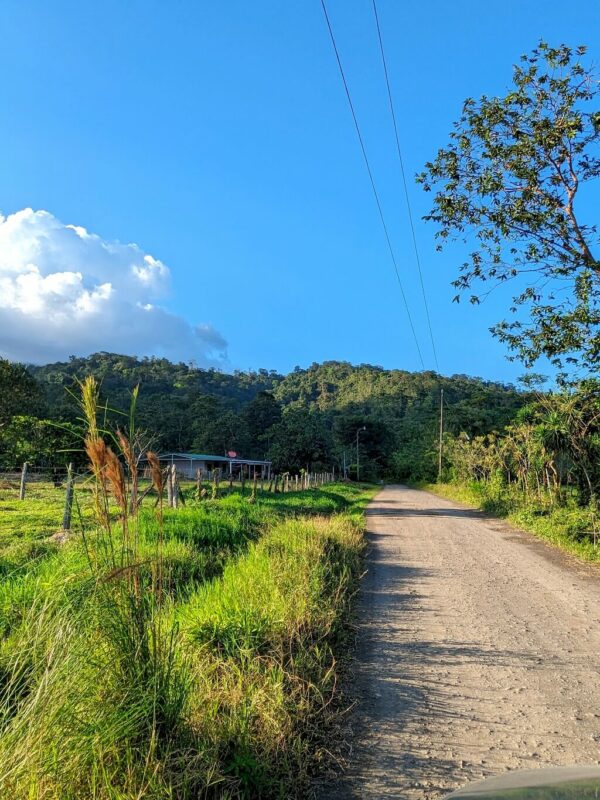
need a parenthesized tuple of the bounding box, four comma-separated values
(0, 478, 375, 799)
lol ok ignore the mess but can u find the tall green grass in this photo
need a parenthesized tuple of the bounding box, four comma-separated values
(0, 482, 374, 798)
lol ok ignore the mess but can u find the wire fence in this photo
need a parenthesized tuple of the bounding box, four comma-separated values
(0, 461, 339, 534)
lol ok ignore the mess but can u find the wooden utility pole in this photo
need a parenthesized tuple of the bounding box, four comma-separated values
(438, 388, 444, 480)
(356, 426, 366, 482)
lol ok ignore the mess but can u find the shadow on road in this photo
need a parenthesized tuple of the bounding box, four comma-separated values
(367, 506, 487, 520)
(318, 523, 545, 799)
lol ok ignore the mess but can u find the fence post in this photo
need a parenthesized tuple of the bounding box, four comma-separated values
(167, 465, 174, 507)
(212, 468, 221, 500)
(62, 463, 74, 530)
(19, 462, 28, 501)
(171, 465, 179, 508)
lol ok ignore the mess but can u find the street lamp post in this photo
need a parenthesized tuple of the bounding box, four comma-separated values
(356, 425, 366, 482)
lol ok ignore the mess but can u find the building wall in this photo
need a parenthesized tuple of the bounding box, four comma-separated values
(171, 458, 206, 479)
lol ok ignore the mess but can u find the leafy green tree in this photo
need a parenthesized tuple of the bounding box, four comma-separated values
(333, 416, 393, 480)
(0, 359, 44, 428)
(268, 409, 333, 473)
(418, 43, 600, 375)
(195, 410, 250, 457)
(0, 416, 80, 470)
(243, 391, 282, 457)
(17, 353, 530, 481)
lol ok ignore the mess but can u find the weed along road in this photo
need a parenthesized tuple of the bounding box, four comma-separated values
(328, 485, 600, 799)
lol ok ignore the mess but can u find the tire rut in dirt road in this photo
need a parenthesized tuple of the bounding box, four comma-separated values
(320, 485, 600, 799)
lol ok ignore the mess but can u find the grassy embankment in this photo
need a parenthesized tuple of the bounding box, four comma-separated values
(0, 479, 375, 799)
(421, 480, 600, 563)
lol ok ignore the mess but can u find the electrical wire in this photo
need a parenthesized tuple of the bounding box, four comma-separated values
(371, 0, 439, 372)
(320, 0, 425, 369)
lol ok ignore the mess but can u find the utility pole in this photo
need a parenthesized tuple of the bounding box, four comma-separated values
(438, 388, 444, 480)
(356, 425, 366, 482)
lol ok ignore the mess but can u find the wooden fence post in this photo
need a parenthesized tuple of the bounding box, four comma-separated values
(19, 462, 28, 501)
(167, 465, 174, 507)
(62, 463, 74, 531)
(212, 468, 221, 499)
(171, 465, 179, 508)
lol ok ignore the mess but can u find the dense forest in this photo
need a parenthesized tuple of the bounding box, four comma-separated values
(0, 352, 528, 480)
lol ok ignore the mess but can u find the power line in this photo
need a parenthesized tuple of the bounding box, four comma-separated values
(319, 0, 425, 370)
(371, 0, 439, 372)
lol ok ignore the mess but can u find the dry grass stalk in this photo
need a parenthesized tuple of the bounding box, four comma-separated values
(117, 429, 138, 515)
(105, 446, 127, 516)
(146, 451, 164, 497)
(85, 436, 107, 480)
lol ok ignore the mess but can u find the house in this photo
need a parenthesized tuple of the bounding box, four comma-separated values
(149, 452, 272, 480)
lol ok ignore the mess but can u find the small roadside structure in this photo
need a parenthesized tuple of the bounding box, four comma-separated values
(150, 452, 272, 480)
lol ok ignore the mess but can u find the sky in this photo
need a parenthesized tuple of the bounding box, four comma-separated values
(0, 0, 598, 382)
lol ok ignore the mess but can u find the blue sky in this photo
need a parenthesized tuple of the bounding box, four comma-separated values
(0, 0, 598, 381)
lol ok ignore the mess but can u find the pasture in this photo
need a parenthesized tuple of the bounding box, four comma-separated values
(0, 469, 374, 799)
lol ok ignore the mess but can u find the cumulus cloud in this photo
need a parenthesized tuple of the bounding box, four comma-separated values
(0, 209, 227, 365)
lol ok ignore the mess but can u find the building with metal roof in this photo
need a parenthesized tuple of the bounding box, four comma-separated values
(154, 452, 272, 479)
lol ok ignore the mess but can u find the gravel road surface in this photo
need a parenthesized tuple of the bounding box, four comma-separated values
(325, 484, 600, 799)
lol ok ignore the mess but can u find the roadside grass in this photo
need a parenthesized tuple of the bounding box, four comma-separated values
(421, 481, 600, 563)
(0, 481, 376, 798)
(0, 481, 94, 542)
(0, 479, 365, 542)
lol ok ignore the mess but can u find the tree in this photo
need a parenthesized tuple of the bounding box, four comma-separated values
(268, 409, 333, 473)
(333, 416, 393, 480)
(243, 391, 282, 457)
(418, 43, 600, 376)
(0, 416, 81, 470)
(0, 359, 44, 428)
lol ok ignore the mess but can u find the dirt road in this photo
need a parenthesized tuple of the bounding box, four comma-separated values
(326, 485, 600, 799)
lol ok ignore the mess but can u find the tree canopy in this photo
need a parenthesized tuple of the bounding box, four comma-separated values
(0, 352, 530, 479)
(418, 43, 600, 377)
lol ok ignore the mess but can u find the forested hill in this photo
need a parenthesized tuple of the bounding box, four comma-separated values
(2, 353, 529, 479)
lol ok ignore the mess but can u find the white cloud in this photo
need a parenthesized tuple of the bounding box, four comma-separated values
(0, 209, 227, 365)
